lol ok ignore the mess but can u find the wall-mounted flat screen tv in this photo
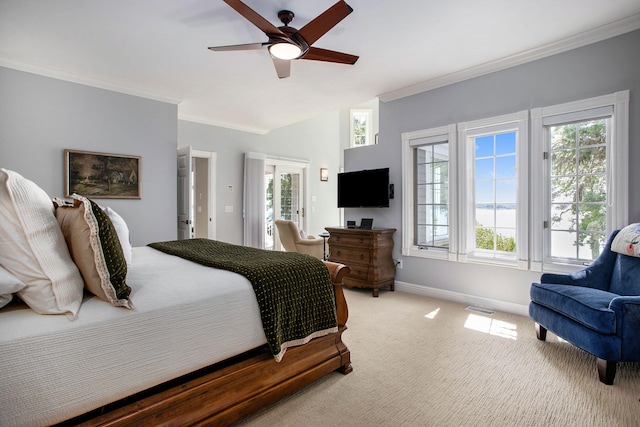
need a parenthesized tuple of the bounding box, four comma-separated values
(337, 168, 390, 208)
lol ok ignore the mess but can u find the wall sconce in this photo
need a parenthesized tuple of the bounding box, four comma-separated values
(320, 168, 329, 182)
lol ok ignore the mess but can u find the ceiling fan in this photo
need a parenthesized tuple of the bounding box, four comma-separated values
(208, 0, 359, 79)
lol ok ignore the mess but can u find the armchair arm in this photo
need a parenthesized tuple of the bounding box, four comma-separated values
(609, 296, 640, 360)
(296, 237, 323, 246)
(609, 295, 640, 313)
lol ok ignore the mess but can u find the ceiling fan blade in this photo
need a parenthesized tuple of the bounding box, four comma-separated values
(302, 47, 358, 64)
(223, 0, 285, 36)
(297, 0, 353, 46)
(208, 42, 266, 52)
(272, 58, 291, 79)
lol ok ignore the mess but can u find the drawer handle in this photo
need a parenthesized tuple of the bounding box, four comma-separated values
(359, 238, 364, 244)
(336, 250, 341, 256)
(359, 254, 364, 260)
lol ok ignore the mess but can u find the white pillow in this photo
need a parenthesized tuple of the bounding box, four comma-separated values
(0, 264, 27, 294)
(0, 265, 27, 309)
(101, 206, 133, 266)
(0, 169, 84, 318)
(611, 224, 640, 257)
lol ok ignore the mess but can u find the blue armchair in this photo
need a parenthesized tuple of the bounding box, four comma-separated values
(529, 229, 640, 384)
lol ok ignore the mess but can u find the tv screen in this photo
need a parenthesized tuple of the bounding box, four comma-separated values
(337, 168, 390, 208)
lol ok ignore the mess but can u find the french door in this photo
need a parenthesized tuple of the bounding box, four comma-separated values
(265, 161, 306, 251)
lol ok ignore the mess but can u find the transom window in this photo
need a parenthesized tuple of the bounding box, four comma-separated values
(350, 109, 372, 147)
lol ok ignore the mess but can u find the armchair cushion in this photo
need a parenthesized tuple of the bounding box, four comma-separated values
(530, 283, 618, 334)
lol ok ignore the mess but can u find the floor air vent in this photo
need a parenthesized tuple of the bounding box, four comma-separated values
(465, 306, 494, 315)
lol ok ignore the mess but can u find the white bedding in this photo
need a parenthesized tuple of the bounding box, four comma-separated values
(0, 246, 267, 427)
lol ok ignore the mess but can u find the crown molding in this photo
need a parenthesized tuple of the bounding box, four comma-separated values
(378, 13, 640, 103)
(0, 56, 182, 105)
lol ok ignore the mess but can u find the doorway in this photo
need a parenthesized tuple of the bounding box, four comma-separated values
(177, 147, 217, 240)
(264, 159, 308, 251)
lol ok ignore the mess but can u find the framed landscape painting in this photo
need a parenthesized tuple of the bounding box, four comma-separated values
(64, 149, 141, 199)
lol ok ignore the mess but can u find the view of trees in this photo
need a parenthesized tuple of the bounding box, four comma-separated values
(550, 119, 607, 258)
(475, 224, 516, 252)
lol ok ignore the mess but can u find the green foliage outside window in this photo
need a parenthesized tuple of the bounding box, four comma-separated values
(475, 225, 516, 252)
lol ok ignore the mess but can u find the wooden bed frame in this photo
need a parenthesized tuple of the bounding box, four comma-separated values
(59, 261, 352, 427)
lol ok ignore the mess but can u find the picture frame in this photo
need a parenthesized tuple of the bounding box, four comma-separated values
(64, 149, 141, 199)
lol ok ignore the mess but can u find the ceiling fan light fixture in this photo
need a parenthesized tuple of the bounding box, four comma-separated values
(269, 42, 302, 60)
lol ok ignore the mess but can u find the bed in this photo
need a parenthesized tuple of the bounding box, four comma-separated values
(0, 169, 352, 426)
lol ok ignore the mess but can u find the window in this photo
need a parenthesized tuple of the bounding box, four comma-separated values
(416, 143, 449, 248)
(401, 91, 628, 273)
(402, 125, 457, 260)
(531, 91, 629, 271)
(350, 109, 372, 147)
(458, 112, 528, 268)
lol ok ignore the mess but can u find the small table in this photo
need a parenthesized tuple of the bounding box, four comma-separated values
(318, 232, 330, 260)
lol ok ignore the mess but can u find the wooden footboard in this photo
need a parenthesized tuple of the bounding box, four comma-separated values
(64, 261, 351, 427)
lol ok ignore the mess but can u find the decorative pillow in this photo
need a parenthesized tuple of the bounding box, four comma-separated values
(55, 195, 133, 309)
(611, 224, 640, 257)
(299, 229, 307, 239)
(101, 206, 133, 266)
(0, 265, 27, 309)
(0, 169, 84, 318)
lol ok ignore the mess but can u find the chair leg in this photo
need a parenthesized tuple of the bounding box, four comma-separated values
(596, 358, 616, 385)
(535, 323, 547, 341)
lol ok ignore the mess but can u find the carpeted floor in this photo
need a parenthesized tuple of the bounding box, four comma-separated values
(236, 288, 640, 426)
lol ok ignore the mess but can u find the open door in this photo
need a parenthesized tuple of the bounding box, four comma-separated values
(177, 146, 192, 240)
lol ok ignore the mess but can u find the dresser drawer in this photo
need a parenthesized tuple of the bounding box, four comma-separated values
(346, 265, 370, 281)
(329, 234, 372, 248)
(330, 246, 371, 264)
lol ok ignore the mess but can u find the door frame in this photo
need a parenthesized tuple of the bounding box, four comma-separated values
(177, 147, 217, 240)
(193, 150, 217, 240)
(266, 157, 309, 251)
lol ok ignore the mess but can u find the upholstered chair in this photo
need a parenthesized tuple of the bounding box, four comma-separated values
(529, 227, 640, 384)
(274, 219, 324, 260)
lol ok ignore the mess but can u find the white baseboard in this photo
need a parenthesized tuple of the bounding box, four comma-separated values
(394, 281, 530, 317)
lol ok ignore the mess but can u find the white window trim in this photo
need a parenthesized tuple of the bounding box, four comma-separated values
(530, 90, 629, 273)
(401, 124, 458, 261)
(458, 111, 529, 269)
(350, 109, 372, 147)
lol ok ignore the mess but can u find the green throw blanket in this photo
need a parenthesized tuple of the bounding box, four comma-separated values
(148, 239, 338, 361)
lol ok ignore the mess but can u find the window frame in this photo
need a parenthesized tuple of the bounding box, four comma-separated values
(530, 91, 629, 272)
(458, 111, 529, 269)
(401, 124, 458, 261)
(350, 109, 373, 147)
(399, 91, 628, 273)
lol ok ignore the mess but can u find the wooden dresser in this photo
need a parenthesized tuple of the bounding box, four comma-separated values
(325, 227, 396, 297)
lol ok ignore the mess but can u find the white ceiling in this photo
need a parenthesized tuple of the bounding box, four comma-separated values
(1, 1, 640, 134)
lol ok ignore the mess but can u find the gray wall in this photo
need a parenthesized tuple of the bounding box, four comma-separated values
(0, 67, 178, 246)
(178, 109, 344, 244)
(347, 29, 640, 310)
